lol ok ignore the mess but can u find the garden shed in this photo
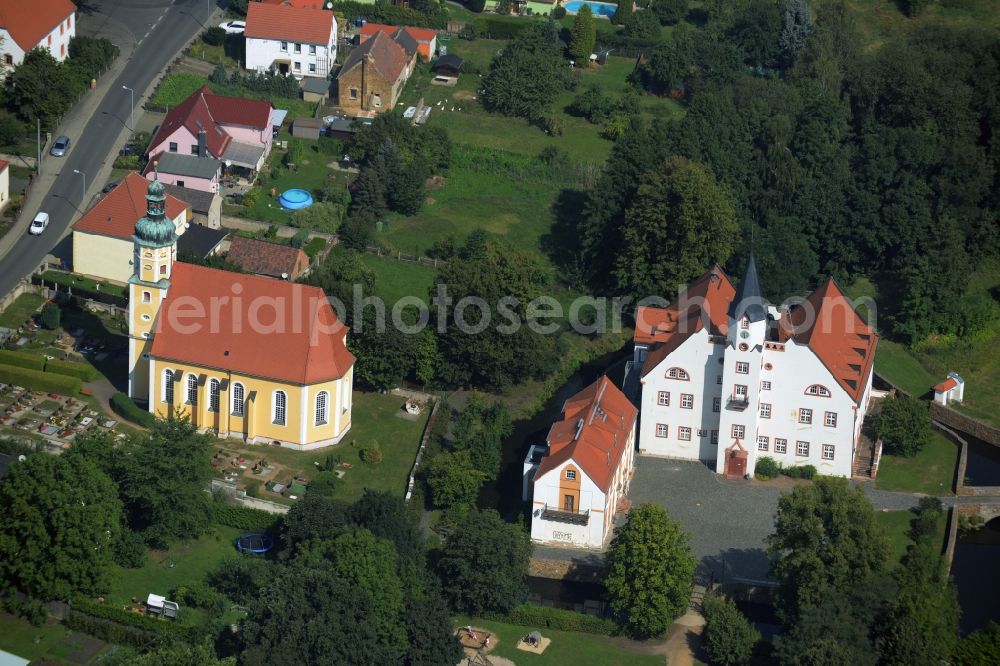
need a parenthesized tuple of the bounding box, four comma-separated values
(302, 78, 331, 103)
(292, 117, 322, 140)
(433, 53, 464, 78)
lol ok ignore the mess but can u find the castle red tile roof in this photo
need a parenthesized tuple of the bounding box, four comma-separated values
(359, 22, 437, 44)
(227, 235, 309, 279)
(245, 1, 335, 44)
(151, 262, 354, 384)
(784, 277, 878, 404)
(933, 377, 958, 393)
(0, 0, 74, 53)
(536, 376, 637, 493)
(146, 86, 271, 160)
(72, 173, 188, 240)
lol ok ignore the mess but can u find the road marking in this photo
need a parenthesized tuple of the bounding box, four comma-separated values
(143, 31, 150, 39)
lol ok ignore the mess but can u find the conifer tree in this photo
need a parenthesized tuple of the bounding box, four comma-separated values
(569, 5, 597, 65)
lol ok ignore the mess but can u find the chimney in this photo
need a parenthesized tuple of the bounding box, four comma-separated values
(198, 130, 207, 158)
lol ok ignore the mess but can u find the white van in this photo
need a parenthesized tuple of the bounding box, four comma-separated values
(29, 212, 50, 235)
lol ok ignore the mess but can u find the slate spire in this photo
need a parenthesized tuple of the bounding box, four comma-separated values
(729, 253, 768, 323)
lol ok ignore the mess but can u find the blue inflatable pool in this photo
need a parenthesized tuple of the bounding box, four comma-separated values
(279, 188, 314, 210)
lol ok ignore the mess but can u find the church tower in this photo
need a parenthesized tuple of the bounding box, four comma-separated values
(128, 173, 177, 403)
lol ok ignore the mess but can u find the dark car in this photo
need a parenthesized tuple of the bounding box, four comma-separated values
(101, 180, 120, 194)
(50, 135, 70, 157)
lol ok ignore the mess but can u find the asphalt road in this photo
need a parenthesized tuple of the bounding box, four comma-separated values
(0, 0, 214, 298)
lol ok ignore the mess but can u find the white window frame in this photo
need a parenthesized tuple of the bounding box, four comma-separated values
(657, 391, 670, 407)
(678, 426, 692, 441)
(757, 435, 769, 451)
(822, 444, 835, 460)
(566, 469, 577, 480)
(734, 384, 748, 400)
(666, 367, 689, 380)
(760, 403, 772, 418)
(186, 374, 198, 406)
(825, 411, 837, 428)
(163, 369, 174, 404)
(315, 390, 329, 426)
(799, 408, 813, 424)
(273, 390, 287, 426)
(231, 382, 245, 417)
(732, 424, 745, 439)
(697, 429, 707, 438)
(655, 423, 668, 438)
(775, 438, 787, 454)
(680, 393, 694, 409)
(796, 440, 810, 457)
(280, 41, 288, 52)
(208, 378, 220, 413)
(806, 384, 831, 397)
(309, 44, 317, 55)
(736, 361, 750, 374)
(142, 291, 151, 303)
(761, 380, 771, 391)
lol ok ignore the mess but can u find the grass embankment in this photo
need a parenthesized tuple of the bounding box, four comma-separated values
(876, 432, 958, 496)
(0, 292, 44, 328)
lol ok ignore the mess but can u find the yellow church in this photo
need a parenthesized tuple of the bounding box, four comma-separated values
(127, 175, 355, 450)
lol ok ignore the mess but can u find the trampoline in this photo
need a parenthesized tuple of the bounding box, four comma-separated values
(236, 532, 273, 555)
(278, 188, 314, 210)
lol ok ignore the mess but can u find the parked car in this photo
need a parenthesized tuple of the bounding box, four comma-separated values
(219, 20, 245, 34)
(49, 135, 70, 157)
(101, 180, 120, 194)
(29, 212, 49, 235)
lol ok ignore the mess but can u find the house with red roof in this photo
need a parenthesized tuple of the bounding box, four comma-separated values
(0, 0, 75, 70)
(146, 86, 274, 174)
(72, 173, 190, 283)
(358, 22, 437, 61)
(336, 30, 416, 116)
(245, 1, 338, 78)
(634, 256, 879, 479)
(524, 376, 637, 548)
(123, 175, 355, 449)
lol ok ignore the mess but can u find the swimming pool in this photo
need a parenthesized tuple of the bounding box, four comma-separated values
(564, 0, 617, 17)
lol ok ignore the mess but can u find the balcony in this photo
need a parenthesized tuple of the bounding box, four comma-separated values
(727, 396, 750, 411)
(541, 505, 590, 526)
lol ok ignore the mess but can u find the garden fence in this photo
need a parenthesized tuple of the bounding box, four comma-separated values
(364, 246, 446, 268)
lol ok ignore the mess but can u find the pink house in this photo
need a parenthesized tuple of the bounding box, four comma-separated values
(146, 86, 274, 173)
(144, 152, 222, 193)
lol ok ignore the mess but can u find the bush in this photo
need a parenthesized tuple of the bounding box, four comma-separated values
(0, 111, 25, 146)
(111, 392, 156, 427)
(553, 5, 567, 18)
(203, 27, 226, 46)
(782, 464, 817, 480)
(208, 557, 274, 605)
(172, 581, 223, 611)
(0, 350, 45, 371)
(754, 456, 780, 479)
(242, 187, 260, 208)
(70, 597, 202, 643)
(308, 470, 339, 496)
(211, 501, 280, 531)
(483, 604, 617, 635)
(0, 363, 82, 394)
(289, 228, 309, 248)
(112, 528, 147, 568)
(45, 358, 96, 381)
(64, 612, 150, 648)
(360, 440, 383, 465)
(702, 593, 760, 665)
(41, 302, 60, 329)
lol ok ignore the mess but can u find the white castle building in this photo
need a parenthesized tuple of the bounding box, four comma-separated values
(632, 257, 878, 479)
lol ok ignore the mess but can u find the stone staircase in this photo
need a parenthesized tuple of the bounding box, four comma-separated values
(853, 434, 879, 480)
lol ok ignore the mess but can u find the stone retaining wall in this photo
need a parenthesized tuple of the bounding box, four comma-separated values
(930, 401, 1000, 448)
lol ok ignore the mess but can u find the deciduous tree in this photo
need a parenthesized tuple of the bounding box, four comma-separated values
(702, 593, 761, 665)
(604, 503, 697, 638)
(873, 394, 932, 458)
(482, 22, 573, 120)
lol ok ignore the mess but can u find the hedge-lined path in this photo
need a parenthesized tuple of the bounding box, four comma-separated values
(84, 376, 148, 431)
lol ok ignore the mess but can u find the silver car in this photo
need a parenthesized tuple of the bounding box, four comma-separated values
(50, 135, 70, 157)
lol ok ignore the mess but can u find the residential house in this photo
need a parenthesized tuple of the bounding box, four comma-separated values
(245, 1, 337, 78)
(161, 183, 223, 230)
(145, 153, 222, 193)
(0, 160, 8, 213)
(336, 30, 415, 116)
(129, 175, 355, 449)
(359, 22, 437, 61)
(0, 0, 75, 70)
(632, 257, 878, 480)
(72, 173, 189, 283)
(227, 235, 310, 280)
(525, 376, 637, 549)
(146, 86, 274, 174)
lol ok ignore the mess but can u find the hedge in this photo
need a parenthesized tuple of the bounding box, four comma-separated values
(64, 611, 152, 648)
(211, 502, 281, 531)
(482, 604, 617, 636)
(70, 597, 203, 642)
(111, 392, 156, 428)
(0, 363, 82, 395)
(0, 350, 45, 371)
(44, 358, 97, 382)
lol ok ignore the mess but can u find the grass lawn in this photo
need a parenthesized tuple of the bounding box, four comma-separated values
(104, 526, 242, 611)
(0, 613, 108, 665)
(875, 339, 937, 398)
(0, 292, 44, 328)
(216, 391, 429, 504)
(876, 508, 947, 565)
(152, 72, 316, 119)
(358, 252, 438, 304)
(875, 431, 958, 495)
(454, 615, 663, 666)
(38, 271, 127, 298)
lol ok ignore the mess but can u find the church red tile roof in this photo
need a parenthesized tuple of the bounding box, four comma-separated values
(0, 0, 74, 53)
(784, 277, 878, 404)
(72, 173, 188, 240)
(245, 1, 335, 45)
(150, 262, 354, 385)
(536, 376, 637, 493)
